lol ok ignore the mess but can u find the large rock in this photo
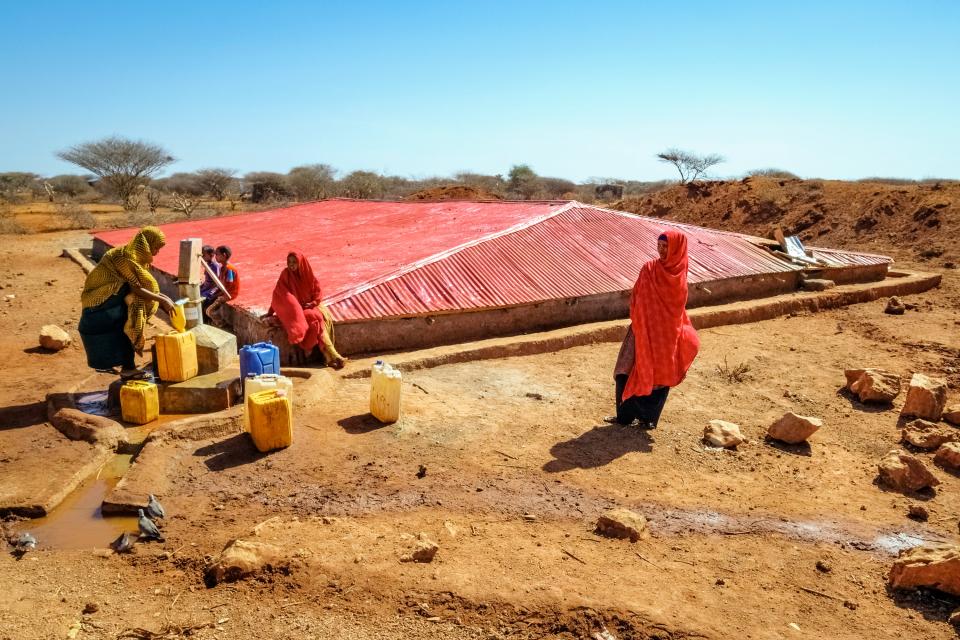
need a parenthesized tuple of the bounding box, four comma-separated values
(595, 508, 650, 542)
(944, 405, 960, 427)
(703, 420, 745, 448)
(399, 533, 439, 563)
(39, 325, 71, 351)
(846, 369, 901, 403)
(889, 545, 960, 596)
(767, 412, 822, 444)
(902, 419, 958, 450)
(885, 296, 906, 315)
(204, 539, 287, 586)
(50, 408, 128, 450)
(901, 373, 948, 421)
(878, 449, 940, 492)
(935, 442, 960, 470)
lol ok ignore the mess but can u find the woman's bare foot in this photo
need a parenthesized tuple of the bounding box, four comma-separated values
(330, 357, 347, 370)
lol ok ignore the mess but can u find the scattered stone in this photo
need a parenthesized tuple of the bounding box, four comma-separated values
(935, 442, 960, 470)
(902, 419, 958, 450)
(400, 533, 439, 563)
(767, 412, 822, 444)
(901, 373, 948, 421)
(703, 420, 745, 448)
(525, 392, 544, 400)
(889, 544, 960, 596)
(50, 408, 128, 450)
(843, 600, 858, 611)
(39, 325, 71, 351)
(944, 405, 960, 427)
(878, 449, 940, 492)
(885, 296, 906, 315)
(204, 539, 287, 586)
(82, 603, 98, 615)
(4, 294, 14, 301)
(416, 465, 427, 479)
(321, 516, 337, 525)
(815, 560, 832, 573)
(845, 368, 901, 403)
(908, 505, 930, 522)
(595, 508, 650, 542)
(523, 513, 537, 522)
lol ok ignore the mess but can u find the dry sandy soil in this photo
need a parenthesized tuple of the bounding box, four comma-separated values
(1, 221, 959, 639)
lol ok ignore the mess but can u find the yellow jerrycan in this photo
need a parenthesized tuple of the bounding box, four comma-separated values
(155, 330, 198, 382)
(120, 380, 159, 425)
(243, 374, 294, 432)
(247, 389, 293, 452)
(370, 360, 401, 423)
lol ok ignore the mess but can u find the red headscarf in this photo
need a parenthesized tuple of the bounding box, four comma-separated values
(622, 229, 700, 400)
(271, 252, 324, 346)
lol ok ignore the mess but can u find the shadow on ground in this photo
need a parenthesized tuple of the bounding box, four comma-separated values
(338, 413, 390, 434)
(195, 433, 266, 471)
(543, 423, 653, 472)
(0, 401, 47, 430)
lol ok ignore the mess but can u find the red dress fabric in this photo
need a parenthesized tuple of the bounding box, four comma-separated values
(270, 252, 325, 352)
(622, 229, 700, 400)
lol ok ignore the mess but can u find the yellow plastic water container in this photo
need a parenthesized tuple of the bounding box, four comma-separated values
(370, 360, 402, 423)
(120, 380, 159, 425)
(155, 330, 198, 382)
(247, 389, 293, 452)
(169, 302, 187, 333)
(243, 374, 294, 432)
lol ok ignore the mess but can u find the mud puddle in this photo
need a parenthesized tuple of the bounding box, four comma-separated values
(12, 392, 185, 550)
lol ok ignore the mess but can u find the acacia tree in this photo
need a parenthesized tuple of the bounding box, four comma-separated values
(507, 164, 541, 199)
(287, 164, 336, 201)
(194, 168, 237, 200)
(656, 148, 724, 183)
(57, 136, 174, 208)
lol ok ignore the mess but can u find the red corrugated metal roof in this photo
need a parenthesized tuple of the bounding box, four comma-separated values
(93, 199, 891, 322)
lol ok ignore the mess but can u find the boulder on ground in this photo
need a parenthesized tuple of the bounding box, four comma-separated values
(767, 412, 822, 444)
(204, 539, 287, 586)
(50, 408, 128, 450)
(889, 545, 960, 596)
(878, 449, 940, 492)
(901, 373, 948, 421)
(846, 368, 901, 403)
(39, 325, 71, 351)
(885, 296, 906, 315)
(934, 442, 960, 470)
(944, 405, 960, 427)
(902, 419, 958, 450)
(400, 533, 439, 563)
(595, 508, 650, 542)
(703, 420, 745, 448)
(801, 278, 835, 292)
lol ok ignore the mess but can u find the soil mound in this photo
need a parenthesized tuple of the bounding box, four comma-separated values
(405, 185, 503, 202)
(609, 178, 960, 263)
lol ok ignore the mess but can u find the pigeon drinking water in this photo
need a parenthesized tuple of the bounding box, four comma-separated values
(137, 509, 164, 542)
(11, 532, 37, 559)
(110, 532, 136, 554)
(147, 494, 165, 519)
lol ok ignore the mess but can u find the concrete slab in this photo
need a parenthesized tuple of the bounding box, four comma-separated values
(0, 423, 113, 517)
(158, 367, 242, 414)
(191, 323, 238, 375)
(100, 439, 187, 515)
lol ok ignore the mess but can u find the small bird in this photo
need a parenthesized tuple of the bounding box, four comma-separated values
(11, 532, 37, 559)
(146, 494, 166, 519)
(110, 532, 136, 554)
(137, 509, 164, 542)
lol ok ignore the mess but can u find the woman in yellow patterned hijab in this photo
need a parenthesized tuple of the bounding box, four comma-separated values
(79, 226, 175, 379)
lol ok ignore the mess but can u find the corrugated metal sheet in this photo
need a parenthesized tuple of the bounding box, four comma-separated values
(92, 199, 892, 323)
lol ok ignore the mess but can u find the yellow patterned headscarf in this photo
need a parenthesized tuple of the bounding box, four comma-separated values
(81, 226, 166, 353)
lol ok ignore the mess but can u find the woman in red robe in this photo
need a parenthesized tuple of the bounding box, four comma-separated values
(609, 229, 700, 427)
(262, 252, 346, 369)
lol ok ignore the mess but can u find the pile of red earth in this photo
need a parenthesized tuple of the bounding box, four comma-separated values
(404, 185, 503, 202)
(609, 177, 960, 265)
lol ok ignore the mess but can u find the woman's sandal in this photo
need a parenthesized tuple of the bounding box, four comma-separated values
(120, 369, 149, 381)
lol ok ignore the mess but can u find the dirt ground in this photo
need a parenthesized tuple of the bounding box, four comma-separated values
(1, 229, 959, 639)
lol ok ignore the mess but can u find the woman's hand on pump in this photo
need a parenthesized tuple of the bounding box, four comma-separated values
(157, 294, 175, 314)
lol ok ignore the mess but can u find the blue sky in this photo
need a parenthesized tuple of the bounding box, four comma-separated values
(1, 1, 957, 181)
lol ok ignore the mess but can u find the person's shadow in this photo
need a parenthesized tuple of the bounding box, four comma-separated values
(543, 423, 653, 472)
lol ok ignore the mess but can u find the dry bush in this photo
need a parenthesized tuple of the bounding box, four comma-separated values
(715, 357, 751, 383)
(57, 203, 96, 229)
(169, 192, 199, 217)
(0, 208, 25, 235)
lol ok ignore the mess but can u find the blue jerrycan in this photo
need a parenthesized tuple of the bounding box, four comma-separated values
(239, 341, 280, 389)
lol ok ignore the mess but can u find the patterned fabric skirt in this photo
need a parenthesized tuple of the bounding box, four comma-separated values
(78, 285, 135, 370)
